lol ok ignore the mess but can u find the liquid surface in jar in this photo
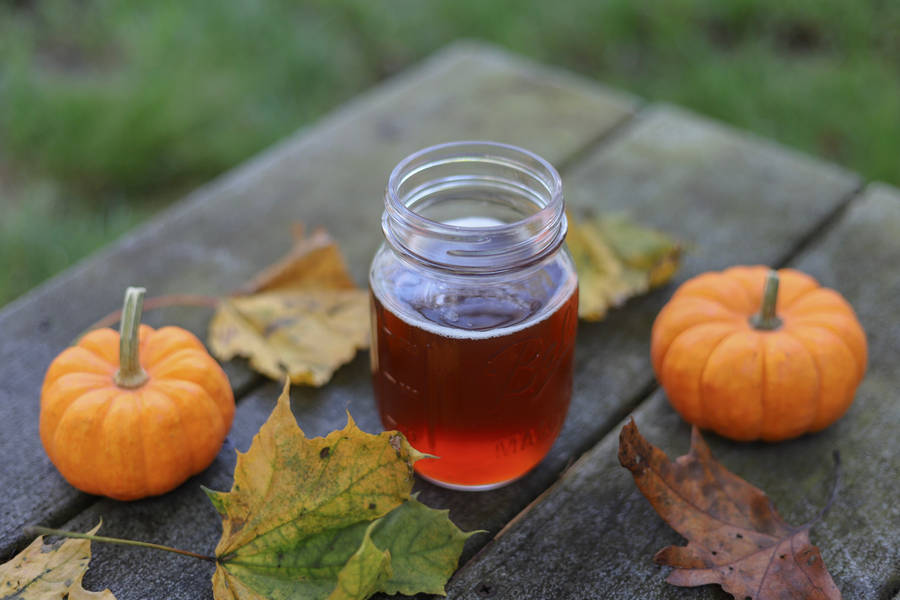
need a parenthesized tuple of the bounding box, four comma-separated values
(370, 241, 578, 489)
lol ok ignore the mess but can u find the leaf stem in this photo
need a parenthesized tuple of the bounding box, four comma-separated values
(26, 526, 217, 563)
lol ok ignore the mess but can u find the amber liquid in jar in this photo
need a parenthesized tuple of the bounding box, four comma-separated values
(370, 261, 577, 489)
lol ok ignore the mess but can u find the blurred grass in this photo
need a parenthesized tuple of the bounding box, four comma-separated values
(1, 0, 898, 306)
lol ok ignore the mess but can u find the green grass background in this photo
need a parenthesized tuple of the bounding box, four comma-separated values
(2, 0, 898, 306)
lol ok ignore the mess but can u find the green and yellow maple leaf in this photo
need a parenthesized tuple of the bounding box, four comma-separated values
(567, 212, 682, 321)
(0, 523, 115, 600)
(206, 381, 474, 600)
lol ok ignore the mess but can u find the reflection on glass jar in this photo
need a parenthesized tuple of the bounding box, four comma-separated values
(369, 141, 578, 490)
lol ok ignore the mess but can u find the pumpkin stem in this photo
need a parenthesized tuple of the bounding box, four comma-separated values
(26, 526, 216, 562)
(750, 269, 783, 331)
(114, 286, 150, 388)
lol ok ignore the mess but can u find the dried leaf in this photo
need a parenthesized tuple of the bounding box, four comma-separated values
(206, 381, 473, 600)
(0, 523, 115, 600)
(567, 213, 681, 320)
(618, 420, 841, 600)
(208, 227, 369, 386)
(237, 227, 358, 295)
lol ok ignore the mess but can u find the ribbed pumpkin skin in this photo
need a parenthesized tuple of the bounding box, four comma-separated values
(40, 324, 234, 500)
(651, 266, 867, 442)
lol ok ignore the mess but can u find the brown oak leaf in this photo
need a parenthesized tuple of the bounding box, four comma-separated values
(618, 420, 841, 599)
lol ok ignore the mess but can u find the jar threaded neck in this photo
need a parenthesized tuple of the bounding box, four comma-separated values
(383, 141, 565, 275)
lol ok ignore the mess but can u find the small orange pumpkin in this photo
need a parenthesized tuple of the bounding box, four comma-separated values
(40, 287, 235, 500)
(651, 266, 866, 441)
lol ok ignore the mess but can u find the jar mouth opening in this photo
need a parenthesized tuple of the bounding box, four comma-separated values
(387, 140, 563, 234)
(384, 141, 566, 274)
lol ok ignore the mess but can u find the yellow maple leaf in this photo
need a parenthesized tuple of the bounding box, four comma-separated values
(208, 227, 369, 386)
(567, 213, 682, 321)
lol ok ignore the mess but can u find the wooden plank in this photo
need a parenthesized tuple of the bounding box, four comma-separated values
(64, 103, 864, 599)
(0, 42, 637, 590)
(447, 183, 899, 599)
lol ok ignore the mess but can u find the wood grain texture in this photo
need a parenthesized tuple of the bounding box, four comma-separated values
(71, 101, 864, 599)
(0, 42, 636, 595)
(447, 183, 900, 599)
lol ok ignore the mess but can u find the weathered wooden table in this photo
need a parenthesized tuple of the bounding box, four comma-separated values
(2, 43, 898, 600)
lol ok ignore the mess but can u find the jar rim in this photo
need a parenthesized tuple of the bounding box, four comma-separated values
(386, 140, 563, 234)
(383, 141, 566, 275)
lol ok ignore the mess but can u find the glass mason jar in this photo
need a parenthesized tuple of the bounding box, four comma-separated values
(369, 141, 578, 491)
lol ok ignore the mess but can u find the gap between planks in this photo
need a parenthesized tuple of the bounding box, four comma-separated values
(773, 179, 865, 269)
